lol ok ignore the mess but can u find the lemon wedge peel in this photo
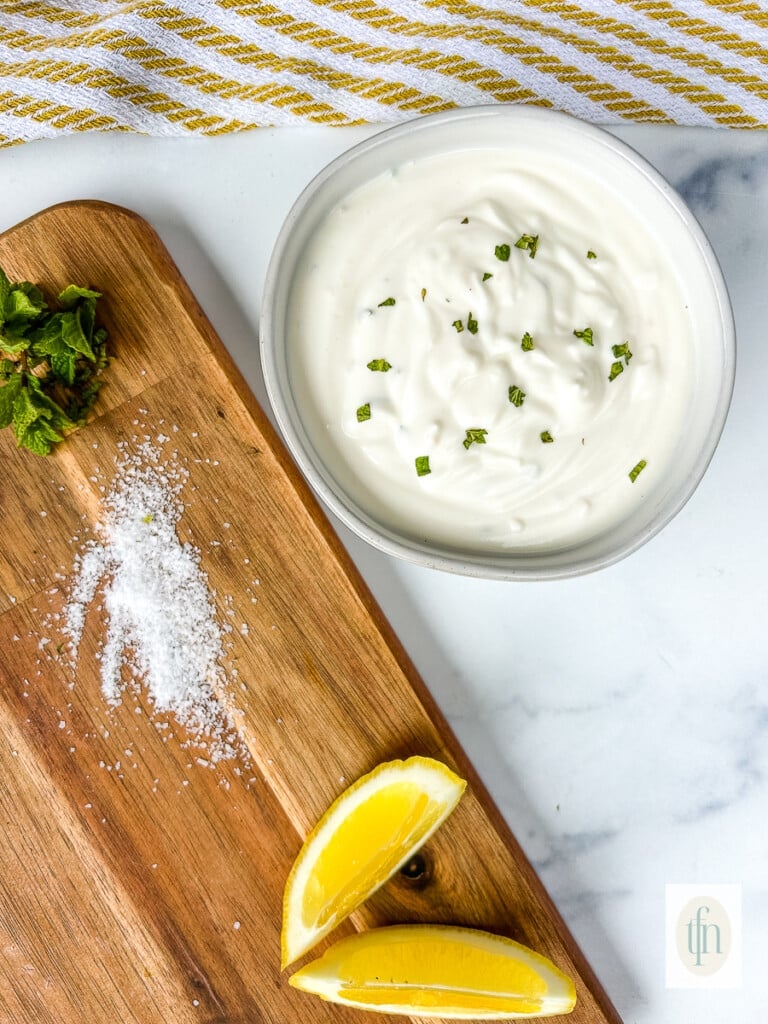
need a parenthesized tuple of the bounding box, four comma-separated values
(289, 924, 577, 1020)
(281, 756, 467, 968)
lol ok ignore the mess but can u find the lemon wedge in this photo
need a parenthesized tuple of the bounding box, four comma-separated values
(289, 924, 577, 1019)
(281, 756, 466, 967)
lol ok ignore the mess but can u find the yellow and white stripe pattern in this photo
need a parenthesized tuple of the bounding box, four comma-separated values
(1, 0, 768, 146)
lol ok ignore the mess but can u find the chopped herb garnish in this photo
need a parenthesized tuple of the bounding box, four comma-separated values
(521, 332, 534, 351)
(612, 341, 633, 363)
(452, 319, 464, 333)
(463, 428, 488, 450)
(608, 360, 624, 381)
(378, 297, 396, 307)
(0, 264, 109, 456)
(420, 287, 427, 301)
(467, 313, 478, 335)
(415, 454, 431, 476)
(508, 385, 526, 407)
(367, 358, 392, 372)
(515, 234, 539, 258)
(142, 514, 154, 524)
(587, 250, 597, 260)
(495, 243, 511, 262)
(629, 459, 647, 483)
(356, 403, 371, 421)
(461, 216, 469, 224)
(573, 327, 594, 346)
(540, 430, 554, 444)
(482, 272, 493, 282)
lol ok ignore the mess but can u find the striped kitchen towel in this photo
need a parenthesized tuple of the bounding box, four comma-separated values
(1, 0, 767, 147)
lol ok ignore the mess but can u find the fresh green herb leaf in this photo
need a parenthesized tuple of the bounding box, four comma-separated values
(142, 514, 154, 524)
(415, 454, 431, 476)
(612, 341, 633, 363)
(587, 250, 597, 260)
(515, 234, 539, 258)
(367, 358, 392, 372)
(495, 243, 511, 262)
(3, 282, 45, 325)
(17, 416, 62, 456)
(482, 272, 493, 282)
(356, 402, 371, 422)
(461, 216, 469, 224)
(0, 267, 10, 313)
(0, 372, 21, 429)
(452, 319, 464, 333)
(377, 297, 396, 307)
(508, 385, 526, 407)
(420, 287, 427, 301)
(0, 263, 109, 454)
(521, 332, 534, 351)
(573, 327, 594, 346)
(540, 430, 554, 443)
(629, 459, 647, 483)
(608, 360, 624, 381)
(467, 312, 478, 335)
(57, 284, 101, 308)
(463, 428, 488, 450)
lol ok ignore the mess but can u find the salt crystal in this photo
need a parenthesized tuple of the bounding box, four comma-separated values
(63, 442, 244, 762)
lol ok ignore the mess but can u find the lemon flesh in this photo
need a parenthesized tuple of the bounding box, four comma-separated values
(281, 757, 466, 967)
(290, 924, 577, 1019)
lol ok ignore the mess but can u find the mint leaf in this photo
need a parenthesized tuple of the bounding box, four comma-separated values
(612, 341, 633, 364)
(18, 416, 62, 456)
(508, 385, 526, 407)
(515, 234, 539, 258)
(573, 327, 594, 346)
(62, 309, 95, 361)
(0, 267, 10, 314)
(415, 454, 431, 476)
(495, 244, 511, 261)
(356, 403, 371, 422)
(26, 374, 76, 430)
(367, 358, 392, 372)
(12, 384, 48, 441)
(378, 297, 396, 307)
(0, 333, 30, 355)
(0, 264, 108, 455)
(58, 284, 101, 308)
(467, 312, 478, 335)
(540, 430, 554, 443)
(463, 428, 488, 450)
(521, 332, 534, 352)
(608, 360, 624, 381)
(482, 272, 493, 281)
(0, 374, 21, 428)
(452, 319, 464, 333)
(4, 283, 45, 324)
(587, 250, 597, 260)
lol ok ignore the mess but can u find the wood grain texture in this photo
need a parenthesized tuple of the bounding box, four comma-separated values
(0, 202, 622, 1024)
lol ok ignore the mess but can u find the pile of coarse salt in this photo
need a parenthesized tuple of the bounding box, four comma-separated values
(64, 440, 243, 763)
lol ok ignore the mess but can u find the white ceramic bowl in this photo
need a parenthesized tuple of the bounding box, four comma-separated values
(260, 106, 735, 580)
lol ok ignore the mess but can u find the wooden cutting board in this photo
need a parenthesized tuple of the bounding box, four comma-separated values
(0, 201, 622, 1024)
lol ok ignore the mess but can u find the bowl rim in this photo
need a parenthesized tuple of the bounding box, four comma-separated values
(260, 104, 736, 581)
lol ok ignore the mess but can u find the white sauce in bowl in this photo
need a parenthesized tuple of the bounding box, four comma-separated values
(286, 145, 699, 553)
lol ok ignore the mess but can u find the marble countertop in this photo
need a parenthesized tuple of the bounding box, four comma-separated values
(1, 121, 765, 1024)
